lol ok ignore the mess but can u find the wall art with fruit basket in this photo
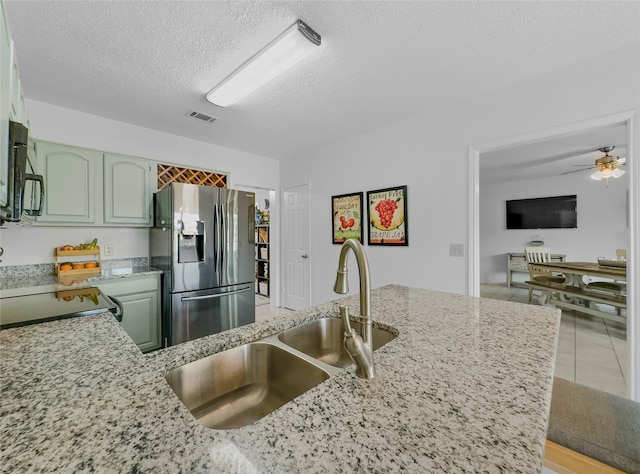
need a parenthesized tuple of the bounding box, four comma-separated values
(332, 192, 364, 244)
(367, 185, 408, 246)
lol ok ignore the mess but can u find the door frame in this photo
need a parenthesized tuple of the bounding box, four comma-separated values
(281, 182, 312, 309)
(468, 109, 640, 401)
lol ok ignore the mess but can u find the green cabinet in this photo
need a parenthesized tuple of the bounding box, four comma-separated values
(0, 5, 11, 209)
(1, 2, 31, 210)
(103, 154, 152, 225)
(98, 274, 161, 353)
(35, 142, 100, 224)
(33, 141, 154, 226)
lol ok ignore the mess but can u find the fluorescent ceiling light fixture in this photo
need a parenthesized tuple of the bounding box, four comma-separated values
(206, 20, 321, 107)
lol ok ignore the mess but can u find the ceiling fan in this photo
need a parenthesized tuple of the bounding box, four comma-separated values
(562, 146, 626, 181)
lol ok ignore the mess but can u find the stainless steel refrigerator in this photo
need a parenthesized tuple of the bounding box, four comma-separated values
(150, 183, 256, 347)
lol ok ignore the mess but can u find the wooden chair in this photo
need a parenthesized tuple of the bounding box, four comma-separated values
(587, 249, 626, 314)
(524, 246, 566, 302)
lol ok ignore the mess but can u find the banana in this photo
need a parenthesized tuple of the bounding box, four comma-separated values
(85, 293, 99, 305)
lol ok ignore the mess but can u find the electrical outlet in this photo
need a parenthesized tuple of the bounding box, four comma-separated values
(449, 243, 464, 257)
(104, 244, 114, 256)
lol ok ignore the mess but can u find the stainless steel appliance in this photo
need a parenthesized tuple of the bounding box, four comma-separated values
(0, 287, 120, 330)
(0, 121, 44, 225)
(150, 183, 255, 347)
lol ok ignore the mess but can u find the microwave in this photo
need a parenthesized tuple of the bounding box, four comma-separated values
(1, 121, 44, 225)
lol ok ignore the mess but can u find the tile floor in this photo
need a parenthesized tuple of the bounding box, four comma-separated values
(481, 283, 629, 398)
(255, 296, 293, 323)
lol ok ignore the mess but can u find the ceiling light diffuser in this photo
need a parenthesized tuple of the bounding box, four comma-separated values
(206, 20, 321, 107)
(591, 168, 626, 180)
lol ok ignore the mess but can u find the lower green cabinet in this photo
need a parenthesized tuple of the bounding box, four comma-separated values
(98, 274, 161, 353)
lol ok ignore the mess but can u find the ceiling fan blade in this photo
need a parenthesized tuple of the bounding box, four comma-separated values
(561, 167, 595, 175)
(571, 164, 595, 166)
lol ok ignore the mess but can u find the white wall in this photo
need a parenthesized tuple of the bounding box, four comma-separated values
(480, 172, 629, 284)
(281, 44, 640, 306)
(0, 100, 280, 267)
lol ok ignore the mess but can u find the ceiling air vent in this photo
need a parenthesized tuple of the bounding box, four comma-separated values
(187, 110, 217, 124)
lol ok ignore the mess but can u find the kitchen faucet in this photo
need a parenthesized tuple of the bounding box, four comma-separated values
(333, 239, 375, 379)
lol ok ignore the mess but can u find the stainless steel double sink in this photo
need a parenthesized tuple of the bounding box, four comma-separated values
(165, 317, 397, 429)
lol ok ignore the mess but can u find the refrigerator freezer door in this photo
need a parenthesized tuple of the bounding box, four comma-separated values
(168, 284, 255, 346)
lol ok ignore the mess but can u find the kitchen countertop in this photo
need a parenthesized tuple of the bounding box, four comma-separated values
(0, 265, 162, 298)
(0, 285, 560, 473)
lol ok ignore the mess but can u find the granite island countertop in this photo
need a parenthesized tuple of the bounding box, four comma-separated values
(0, 285, 560, 473)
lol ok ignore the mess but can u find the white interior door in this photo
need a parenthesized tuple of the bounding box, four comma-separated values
(283, 184, 310, 310)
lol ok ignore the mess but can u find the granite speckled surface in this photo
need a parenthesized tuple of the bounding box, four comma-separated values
(0, 285, 560, 473)
(0, 258, 161, 297)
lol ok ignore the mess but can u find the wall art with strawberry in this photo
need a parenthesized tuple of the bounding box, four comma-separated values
(332, 192, 364, 244)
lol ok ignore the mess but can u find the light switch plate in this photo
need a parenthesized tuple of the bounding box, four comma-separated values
(104, 244, 114, 256)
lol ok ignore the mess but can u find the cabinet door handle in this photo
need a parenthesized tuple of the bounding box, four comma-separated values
(108, 295, 124, 322)
(302, 254, 308, 259)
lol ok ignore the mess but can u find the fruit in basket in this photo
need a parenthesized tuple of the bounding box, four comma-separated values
(84, 261, 98, 268)
(60, 245, 75, 251)
(60, 263, 73, 271)
(72, 263, 85, 270)
(62, 295, 75, 301)
(73, 238, 99, 250)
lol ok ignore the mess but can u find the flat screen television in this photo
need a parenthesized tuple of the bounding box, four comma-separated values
(506, 195, 577, 229)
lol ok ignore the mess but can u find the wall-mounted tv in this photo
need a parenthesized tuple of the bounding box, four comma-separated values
(506, 195, 577, 229)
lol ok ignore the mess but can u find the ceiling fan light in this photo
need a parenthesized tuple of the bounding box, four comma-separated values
(612, 168, 625, 178)
(590, 171, 603, 180)
(206, 20, 321, 107)
(601, 168, 614, 178)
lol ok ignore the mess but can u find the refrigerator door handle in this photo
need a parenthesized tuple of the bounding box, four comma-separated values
(213, 204, 220, 273)
(219, 203, 225, 273)
(180, 286, 252, 302)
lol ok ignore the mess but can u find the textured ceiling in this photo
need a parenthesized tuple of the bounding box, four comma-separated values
(4, 1, 640, 161)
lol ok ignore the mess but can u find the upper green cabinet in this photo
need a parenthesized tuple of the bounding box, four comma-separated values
(0, 7, 11, 209)
(103, 154, 152, 225)
(1, 2, 21, 209)
(35, 142, 100, 224)
(34, 141, 155, 227)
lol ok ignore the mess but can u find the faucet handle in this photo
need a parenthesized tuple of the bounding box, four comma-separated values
(339, 305, 354, 333)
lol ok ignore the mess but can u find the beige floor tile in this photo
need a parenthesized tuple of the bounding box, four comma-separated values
(575, 365, 627, 395)
(574, 349, 622, 371)
(554, 349, 575, 367)
(553, 364, 574, 381)
(255, 301, 293, 323)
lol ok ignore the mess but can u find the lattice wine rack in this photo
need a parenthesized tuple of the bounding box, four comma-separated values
(157, 164, 227, 190)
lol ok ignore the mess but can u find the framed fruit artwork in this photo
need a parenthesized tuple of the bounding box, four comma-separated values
(367, 185, 408, 246)
(332, 192, 364, 244)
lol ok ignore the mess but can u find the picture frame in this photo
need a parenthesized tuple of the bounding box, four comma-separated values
(367, 185, 408, 246)
(332, 192, 364, 244)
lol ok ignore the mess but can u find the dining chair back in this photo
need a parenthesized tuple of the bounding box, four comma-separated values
(524, 246, 566, 302)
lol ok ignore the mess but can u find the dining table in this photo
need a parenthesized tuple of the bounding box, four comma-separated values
(526, 261, 627, 324)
